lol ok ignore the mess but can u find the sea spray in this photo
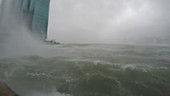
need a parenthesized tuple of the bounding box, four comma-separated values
(0, 44, 170, 96)
(0, 0, 51, 58)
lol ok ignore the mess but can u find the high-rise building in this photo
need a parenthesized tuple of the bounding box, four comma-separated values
(0, 0, 50, 40)
(22, 0, 50, 39)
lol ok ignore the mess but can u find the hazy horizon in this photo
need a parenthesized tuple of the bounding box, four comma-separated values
(48, 0, 170, 45)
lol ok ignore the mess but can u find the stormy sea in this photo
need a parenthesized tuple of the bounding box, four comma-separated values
(0, 44, 170, 96)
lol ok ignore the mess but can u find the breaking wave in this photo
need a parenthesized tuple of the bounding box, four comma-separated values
(0, 44, 170, 96)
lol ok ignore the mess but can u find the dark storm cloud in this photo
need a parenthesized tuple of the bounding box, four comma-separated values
(48, 0, 170, 44)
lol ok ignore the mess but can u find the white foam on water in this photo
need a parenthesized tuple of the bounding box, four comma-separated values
(121, 64, 137, 70)
(28, 91, 70, 96)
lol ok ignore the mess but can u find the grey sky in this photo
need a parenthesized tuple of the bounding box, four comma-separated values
(0, 0, 2, 5)
(48, 0, 170, 44)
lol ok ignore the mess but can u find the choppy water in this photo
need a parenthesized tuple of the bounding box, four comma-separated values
(0, 44, 170, 96)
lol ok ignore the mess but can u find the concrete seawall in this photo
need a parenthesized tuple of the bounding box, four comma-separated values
(0, 81, 18, 96)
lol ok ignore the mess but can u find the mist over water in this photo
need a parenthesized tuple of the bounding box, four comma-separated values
(0, 0, 52, 58)
(1, 44, 170, 96)
(0, 0, 170, 96)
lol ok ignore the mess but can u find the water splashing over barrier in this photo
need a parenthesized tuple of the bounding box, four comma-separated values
(0, 0, 51, 58)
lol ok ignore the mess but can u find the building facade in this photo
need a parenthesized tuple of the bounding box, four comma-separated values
(0, 0, 50, 40)
(22, 0, 50, 39)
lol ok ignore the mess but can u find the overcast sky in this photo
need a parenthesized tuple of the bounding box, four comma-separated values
(48, 0, 170, 44)
(0, 0, 2, 5)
